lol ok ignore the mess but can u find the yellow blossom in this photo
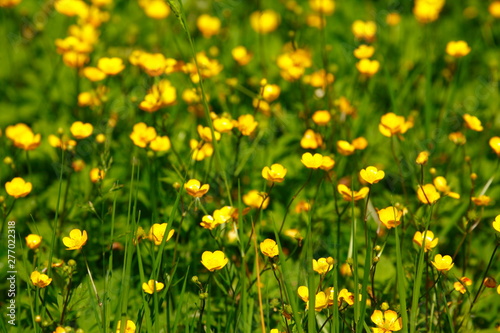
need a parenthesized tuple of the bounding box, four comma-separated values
(356, 59, 380, 77)
(139, 79, 177, 112)
(26, 234, 42, 250)
(301, 129, 323, 149)
(453, 277, 472, 294)
(337, 184, 369, 201)
(142, 280, 165, 294)
(201, 250, 228, 271)
(338, 288, 355, 306)
(309, 0, 335, 15)
(463, 114, 483, 131)
(213, 117, 234, 133)
(431, 254, 454, 272)
(232, 46, 253, 66)
(97, 57, 125, 75)
(413, 230, 439, 252)
(379, 112, 412, 137)
(70, 121, 93, 139)
(337, 140, 356, 156)
(371, 310, 402, 333)
(471, 195, 492, 206)
(303, 69, 334, 88)
(62, 229, 88, 250)
(237, 114, 258, 136)
(417, 184, 441, 204)
(262, 164, 287, 183)
(6, 123, 41, 151)
(141, 0, 170, 19)
(137, 53, 167, 77)
(386, 13, 401, 26)
(489, 1, 500, 18)
(31, 271, 52, 288)
(313, 257, 334, 275)
(262, 84, 281, 102)
(184, 179, 210, 198)
(352, 137, 368, 150)
(446, 41, 471, 58)
(489, 137, 500, 156)
(320, 156, 335, 170)
(295, 201, 311, 213)
(197, 125, 221, 142)
(72, 159, 86, 172)
(250, 10, 280, 34)
(493, 215, 500, 233)
(190, 139, 213, 161)
(130, 122, 157, 148)
(90, 168, 105, 183)
(448, 132, 466, 145)
(352, 20, 376, 42)
(301, 152, 324, 169)
(197, 14, 221, 38)
(149, 223, 174, 245)
(260, 239, 279, 258)
(5, 177, 32, 198)
(354, 45, 375, 59)
(416, 151, 429, 165)
(360, 166, 385, 184)
(82, 66, 106, 81)
(116, 319, 136, 333)
(377, 206, 402, 229)
(277, 47, 312, 81)
(312, 110, 331, 125)
(54, 0, 89, 17)
(243, 190, 269, 209)
(433, 176, 460, 199)
(149, 136, 171, 152)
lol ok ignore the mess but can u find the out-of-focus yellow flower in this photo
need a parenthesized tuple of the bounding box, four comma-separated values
(303, 69, 335, 88)
(338, 288, 355, 306)
(471, 195, 492, 206)
(72, 159, 86, 172)
(5, 177, 32, 198)
(386, 13, 401, 26)
(243, 190, 269, 209)
(149, 223, 174, 245)
(413, 230, 438, 252)
(54, 0, 89, 17)
(313, 257, 334, 275)
(139, 80, 177, 112)
(0, 0, 22, 7)
(417, 184, 440, 204)
(70, 121, 93, 139)
(379, 112, 412, 137)
(277, 47, 312, 81)
(213, 117, 234, 133)
(237, 114, 258, 136)
(413, 0, 445, 23)
(338, 184, 369, 201)
(431, 254, 454, 272)
(63, 229, 88, 250)
(340, 262, 352, 276)
(184, 52, 223, 82)
(301, 152, 324, 169)
(26, 234, 42, 250)
(320, 156, 335, 170)
(356, 59, 380, 77)
(130, 122, 157, 148)
(489, 1, 500, 18)
(54, 326, 67, 333)
(184, 179, 209, 198)
(433, 176, 460, 199)
(493, 215, 500, 233)
(250, 10, 280, 34)
(312, 110, 331, 126)
(140, 0, 170, 19)
(190, 139, 213, 161)
(90, 168, 105, 183)
(463, 114, 483, 132)
(337, 140, 355, 156)
(197, 125, 221, 142)
(309, 0, 335, 15)
(262, 164, 287, 183)
(337, 96, 356, 116)
(352, 20, 376, 42)
(489, 137, 500, 156)
(360, 166, 385, 184)
(137, 53, 167, 77)
(376, 206, 402, 229)
(232, 46, 253, 66)
(197, 14, 221, 38)
(352, 137, 368, 150)
(142, 280, 165, 294)
(297, 287, 329, 311)
(6, 123, 41, 151)
(201, 250, 228, 271)
(354, 45, 375, 59)
(295, 201, 311, 213)
(97, 57, 124, 75)
(49, 135, 77, 150)
(301, 129, 323, 149)
(453, 277, 472, 294)
(82, 66, 106, 81)
(200, 215, 218, 230)
(62, 51, 89, 68)
(371, 310, 402, 332)
(149, 136, 171, 152)
(31, 271, 52, 288)
(116, 319, 136, 333)
(260, 239, 279, 258)
(262, 84, 281, 102)
(306, 14, 326, 29)
(448, 132, 466, 145)
(446, 41, 471, 58)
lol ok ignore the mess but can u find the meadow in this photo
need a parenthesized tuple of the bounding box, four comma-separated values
(1, 0, 500, 332)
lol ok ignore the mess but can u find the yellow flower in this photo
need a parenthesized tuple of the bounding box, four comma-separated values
(303, 69, 334, 88)
(142, 280, 165, 294)
(448, 132, 466, 145)
(356, 59, 380, 77)
(386, 13, 401, 26)
(413, 230, 438, 252)
(453, 277, 472, 294)
(197, 14, 221, 38)
(354, 44, 375, 59)
(379, 112, 411, 137)
(231, 46, 253, 66)
(463, 114, 483, 132)
(262, 84, 281, 103)
(54, 0, 89, 17)
(54, 326, 67, 333)
(97, 57, 124, 75)
(471, 195, 492, 206)
(72, 159, 86, 172)
(431, 254, 454, 272)
(149, 223, 175, 245)
(149, 136, 171, 152)
(313, 257, 334, 275)
(352, 137, 368, 150)
(5, 177, 32, 198)
(433, 176, 460, 199)
(82, 66, 106, 81)
(417, 184, 440, 204)
(139, 79, 177, 112)
(338, 288, 355, 306)
(6, 123, 41, 151)
(295, 201, 311, 213)
(312, 110, 331, 126)
(190, 139, 213, 161)
(116, 319, 136, 333)
(301, 152, 324, 169)
(236, 114, 258, 136)
(26, 234, 42, 250)
(184, 179, 210, 198)
(309, 0, 335, 15)
(70, 121, 93, 139)
(340, 262, 352, 276)
(371, 310, 402, 333)
(200, 215, 219, 230)
(352, 20, 377, 42)
(49, 134, 77, 150)
(297, 287, 329, 311)
(306, 14, 326, 29)
(250, 10, 280, 34)
(376, 206, 402, 229)
(446, 41, 471, 58)
(211, 117, 232, 133)
(62, 51, 89, 68)
(0, 0, 22, 7)
(489, 137, 500, 156)
(137, 53, 166, 77)
(30, 271, 52, 288)
(337, 184, 369, 201)
(90, 168, 105, 183)
(201, 250, 228, 271)
(260, 239, 279, 258)
(277, 47, 312, 81)
(130, 122, 157, 148)
(63, 229, 88, 250)
(413, 0, 445, 23)
(197, 125, 221, 142)
(360, 166, 385, 184)
(243, 190, 269, 209)
(416, 151, 429, 165)
(262, 164, 287, 183)
(320, 156, 335, 170)
(489, 1, 500, 18)
(337, 140, 356, 156)
(301, 129, 323, 149)
(493, 215, 500, 233)
(141, 0, 170, 19)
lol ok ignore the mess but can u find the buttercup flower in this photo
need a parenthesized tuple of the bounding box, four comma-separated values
(431, 254, 454, 272)
(356, 59, 380, 77)
(90, 168, 105, 183)
(250, 10, 280, 34)
(463, 114, 483, 132)
(449, 132, 466, 145)
(297, 287, 329, 311)
(82, 66, 106, 81)
(338, 288, 355, 306)
(320, 156, 335, 170)
(201, 250, 228, 271)
(197, 14, 221, 38)
(386, 13, 401, 26)
(301, 129, 323, 149)
(309, 0, 335, 15)
(116, 319, 136, 333)
(360, 166, 385, 184)
(377, 206, 402, 229)
(232, 46, 253, 66)
(243, 190, 269, 209)
(213, 117, 234, 133)
(149, 223, 175, 245)
(337, 140, 356, 156)
(416, 151, 429, 165)
(262, 164, 287, 183)
(301, 152, 324, 169)
(63, 229, 88, 250)
(260, 239, 279, 258)
(5, 177, 32, 198)
(197, 125, 221, 142)
(312, 110, 331, 125)
(453, 277, 472, 294)
(262, 84, 281, 102)
(371, 310, 402, 333)
(417, 184, 440, 204)
(237, 114, 258, 136)
(354, 44, 375, 59)
(338, 184, 369, 201)
(413, 230, 438, 252)
(149, 136, 171, 152)
(379, 113, 412, 137)
(433, 176, 460, 199)
(26, 234, 42, 250)
(471, 195, 492, 206)
(6, 123, 41, 151)
(313, 257, 334, 275)
(130, 122, 157, 148)
(490, 1, 500, 18)
(31, 271, 52, 288)
(352, 20, 376, 42)
(489, 137, 500, 156)
(493, 215, 500, 233)
(142, 280, 165, 294)
(446, 41, 471, 58)
(184, 179, 210, 198)
(190, 139, 213, 161)
(70, 121, 93, 139)
(352, 137, 368, 150)
(97, 57, 125, 75)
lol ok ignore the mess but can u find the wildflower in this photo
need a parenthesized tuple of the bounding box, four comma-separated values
(416, 151, 429, 165)
(90, 168, 105, 183)
(352, 137, 368, 150)
(142, 280, 165, 294)
(139, 80, 177, 112)
(260, 239, 279, 258)
(413, 0, 445, 23)
(337, 96, 356, 116)
(376, 206, 402, 229)
(116, 319, 136, 333)
(262, 84, 281, 103)
(62, 51, 89, 68)
(340, 262, 352, 276)
(493, 215, 500, 232)
(303, 69, 335, 88)
(446, 41, 471, 58)
(277, 47, 312, 81)
(243, 190, 269, 209)
(141, 0, 170, 19)
(295, 201, 311, 213)
(149, 223, 174, 245)
(49, 135, 77, 150)
(197, 125, 221, 142)
(453, 277, 472, 294)
(149, 136, 171, 152)
(237, 114, 258, 136)
(337, 140, 356, 156)
(309, 0, 335, 14)
(250, 10, 280, 34)
(354, 45, 375, 59)
(262, 164, 287, 183)
(431, 254, 454, 272)
(413, 230, 438, 252)
(313, 257, 334, 275)
(26, 234, 42, 250)
(63, 229, 88, 250)
(360, 166, 385, 184)
(489, 1, 500, 18)
(190, 139, 213, 161)
(130, 122, 157, 148)
(301, 129, 323, 149)
(54, 0, 89, 17)
(338, 288, 355, 306)
(301, 152, 324, 169)
(184, 179, 210, 198)
(201, 250, 228, 271)
(213, 117, 234, 133)
(82, 66, 106, 81)
(463, 114, 483, 132)
(72, 159, 86, 172)
(338, 184, 369, 201)
(54, 326, 67, 333)
(297, 287, 329, 311)
(386, 13, 401, 26)
(70, 121, 93, 139)
(197, 14, 221, 38)
(0, 0, 22, 7)
(352, 20, 376, 42)
(97, 57, 125, 75)
(433, 176, 460, 199)
(232, 46, 253, 66)
(449, 132, 466, 145)
(312, 110, 331, 126)
(417, 184, 440, 204)
(320, 156, 335, 170)
(356, 59, 380, 77)
(489, 137, 500, 156)
(31, 271, 52, 288)
(200, 215, 219, 230)
(6, 123, 41, 151)
(371, 310, 402, 333)
(5, 177, 32, 198)
(379, 112, 412, 137)
(471, 195, 492, 206)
